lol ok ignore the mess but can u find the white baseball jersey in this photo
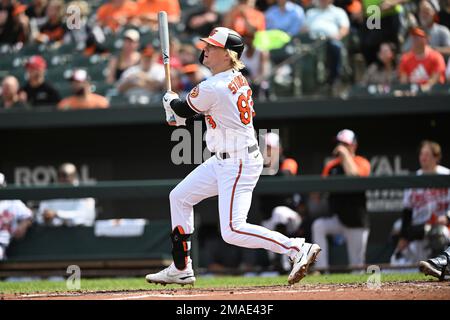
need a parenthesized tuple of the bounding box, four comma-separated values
(0, 200, 32, 246)
(186, 69, 258, 154)
(403, 165, 450, 225)
(37, 198, 96, 227)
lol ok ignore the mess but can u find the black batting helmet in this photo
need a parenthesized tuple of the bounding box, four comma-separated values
(198, 27, 244, 64)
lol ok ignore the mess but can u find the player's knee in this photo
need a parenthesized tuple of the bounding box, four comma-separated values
(169, 186, 183, 205)
(221, 222, 244, 245)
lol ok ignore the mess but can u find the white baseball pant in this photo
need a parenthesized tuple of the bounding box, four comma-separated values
(312, 215, 369, 269)
(169, 151, 303, 259)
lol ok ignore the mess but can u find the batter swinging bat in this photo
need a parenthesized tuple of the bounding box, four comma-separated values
(158, 11, 171, 91)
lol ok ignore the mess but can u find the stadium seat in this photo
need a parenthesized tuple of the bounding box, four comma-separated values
(53, 82, 73, 98)
(46, 66, 72, 82)
(86, 62, 108, 81)
(109, 95, 130, 108)
(91, 81, 113, 96)
(53, 42, 80, 55)
(20, 43, 47, 56)
(429, 84, 450, 95)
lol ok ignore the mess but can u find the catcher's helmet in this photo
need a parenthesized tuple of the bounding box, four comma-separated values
(199, 27, 244, 64)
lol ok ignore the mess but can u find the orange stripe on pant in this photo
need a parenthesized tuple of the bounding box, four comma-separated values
(228, 160, 300, 252)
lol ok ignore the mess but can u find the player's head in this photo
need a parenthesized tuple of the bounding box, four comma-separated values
(58, 163, 78, 185)
(419, 140, 441, 171)
(198, 27, 245, 71)
(0, 172, 6, 188)
(140, 45, 156, 70)
(335, 129, 358, 153)
(1, 76, 20, 100)
(25, 55, 47, 84)
(69, 69, 90, 96)
(123, 29, 140, 52)
(410, 27, 428, 51)
(419, 0, 439, 28)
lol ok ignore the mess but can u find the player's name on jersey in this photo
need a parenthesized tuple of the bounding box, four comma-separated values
(228, 74, 249, 94)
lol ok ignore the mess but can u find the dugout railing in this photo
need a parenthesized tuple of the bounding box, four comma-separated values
(0, 175, 449, 278)
(1, 175, 450, 200)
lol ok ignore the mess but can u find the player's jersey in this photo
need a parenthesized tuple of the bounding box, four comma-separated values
(0, 200, 32, 246)
(186, 69, 257, 154)
(403, 165, 450, 225)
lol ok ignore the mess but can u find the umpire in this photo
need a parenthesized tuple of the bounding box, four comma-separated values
(312, 129, 371, 271)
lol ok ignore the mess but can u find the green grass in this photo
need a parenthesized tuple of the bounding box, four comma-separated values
(0, 272, 431, 295)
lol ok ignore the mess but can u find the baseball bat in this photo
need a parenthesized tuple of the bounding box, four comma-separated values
(158, 11, 171, 91)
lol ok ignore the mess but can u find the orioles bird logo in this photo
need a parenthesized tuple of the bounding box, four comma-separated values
(209, 29, 218, 37)
(189, 85, 199, 98)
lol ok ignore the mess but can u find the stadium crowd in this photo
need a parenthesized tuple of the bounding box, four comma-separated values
(0, 0, 450, 109)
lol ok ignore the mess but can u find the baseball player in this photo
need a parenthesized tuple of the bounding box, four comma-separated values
(0, 173, 33, 260)
(146, 27, 320, 285)
(392, 140, 450, 264)
(420, 245, 450, 281)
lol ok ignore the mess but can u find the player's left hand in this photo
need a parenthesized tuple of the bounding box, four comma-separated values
(162, 91, 186, 127)
(162, 91, 180, 111)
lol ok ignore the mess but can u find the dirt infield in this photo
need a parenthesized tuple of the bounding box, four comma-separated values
(3, 281, 450, 300)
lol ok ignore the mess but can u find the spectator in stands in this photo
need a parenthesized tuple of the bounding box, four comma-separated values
(265, 0, 305, 36)
(402, 0, 450, 57)
(185, 0, 221, 37)
(116, 45, 165, 100)
(359, 0, 406, 66)
(399, 27, 446, 91)
(312, 129, 371, 271)
(136, 0, 181, 28)
(106, 29, 141, 84)
(96, 0, 138, 33)
(63, 1, 108, 56)
(37, 163, 96, 227)
(57, 69, 109, 110)
(26, 0, 48, 29)
(178, 43, 212, 79)
(0, 173, 33, 260)
(1, 76, 28, 109)
(215, 0, 238, 14)
(241, 30, 270, 99)
(360, 42, 398, 86)
(0, 0, 30, 45)
(223, 0, 266, 36)
(391, 140, 450, 265)
(20, 55, 61, 107)
(179, 44, 202, 65)
(259, 132, 303, 273)
(302, 0, 350, 85)
(35, 0, 66, 44)
(179, 64, 207, 97)
(157, 37, 183, 70)
(334, 0, 363, 29)
(439, 0, 450, 30)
